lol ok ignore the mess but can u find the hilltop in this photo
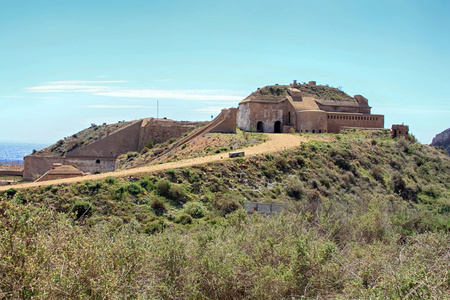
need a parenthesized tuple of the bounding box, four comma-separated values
(243, 82, 355, 102)
(431, 127, 450, 155)
(1, 130, 449, 298)
(33, 121, 134, 157)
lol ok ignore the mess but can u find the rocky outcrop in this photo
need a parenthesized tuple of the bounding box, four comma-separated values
(431, 128, 450, 155)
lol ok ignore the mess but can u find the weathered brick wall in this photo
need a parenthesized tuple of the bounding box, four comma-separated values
(296, 110, 328, 133)
(391, 124, 409, 138)
(327, 113, 384, 133)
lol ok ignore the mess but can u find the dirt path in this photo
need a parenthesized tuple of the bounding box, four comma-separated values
(1, 134, 307, 191)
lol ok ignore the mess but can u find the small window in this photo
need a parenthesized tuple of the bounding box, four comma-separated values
(96, 159, 100, 164)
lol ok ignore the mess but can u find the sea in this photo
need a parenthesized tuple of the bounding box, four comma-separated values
(0, 142, 50, 165)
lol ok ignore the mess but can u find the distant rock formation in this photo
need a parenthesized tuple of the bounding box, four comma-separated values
(431, 128, 450, 155)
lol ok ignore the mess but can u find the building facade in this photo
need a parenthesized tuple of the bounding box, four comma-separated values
(237, 81, 384, 134)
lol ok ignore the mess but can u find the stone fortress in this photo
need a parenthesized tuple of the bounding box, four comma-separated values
(23, 80, 389, 181)
(237, 80, 384, 134)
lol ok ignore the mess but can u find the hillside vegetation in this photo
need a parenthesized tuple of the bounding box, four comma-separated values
(1, 131, 449, 299)
(118, 129, 268, 169)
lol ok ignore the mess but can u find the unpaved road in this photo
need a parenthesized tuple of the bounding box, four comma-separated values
(1, 134, 307, 191)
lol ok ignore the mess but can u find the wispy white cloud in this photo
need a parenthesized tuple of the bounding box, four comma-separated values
(26, 80, 245, 101)
(0, 95, 61, 99)
(26, 81, 118, 93)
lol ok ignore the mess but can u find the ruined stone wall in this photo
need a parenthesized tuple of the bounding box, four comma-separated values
(23, 156, 116, 181)
(208, 108, 237, 133)
(327, 113, 384, 134)
(391, 124, 409, 139)
(296, 110, 328, 133)
(66, 121, 143, 158)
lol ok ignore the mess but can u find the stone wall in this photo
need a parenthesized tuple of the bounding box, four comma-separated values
(296, 110, 328, 133)
(66, 121, 143, 158)
(327, 113, 384, 134)
(238, 101, 289, 133)
(391, 124, 409, 139)
(23, 156, 116, 181)
(138, 119, 193, 151)
(208, 108, 237, 133)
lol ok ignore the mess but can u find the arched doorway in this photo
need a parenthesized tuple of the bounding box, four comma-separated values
(274, 121, 282, 133)
(257, 121, 264, 132)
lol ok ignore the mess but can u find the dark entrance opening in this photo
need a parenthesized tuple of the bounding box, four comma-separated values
(274, 121, 282, 133)
(288, 112, 291, 124)
(257, 121, 264, 132)
(96, 159, 100, 164)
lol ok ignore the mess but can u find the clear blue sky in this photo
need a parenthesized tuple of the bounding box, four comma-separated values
(1, 0, 448, 144)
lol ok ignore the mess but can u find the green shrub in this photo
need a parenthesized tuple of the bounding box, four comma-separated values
(88, 181, 102, 194)
(156, 179, 171, 197)
(213, 194, 241, 215)
(334, 154, 353, 171)
(139, 178, 153, 191)
(127, 182, 143, 195)
(175, 213, 193, 224)
(105, 176, 115, 185)
(168, 184, 188, 203)
(294, 155, 306, 168)
(144, 219, 165, 234)
(145, 140, 154, 149)
(72, 200, 93, 220)
(166, 169, 176, 181)
(5, 188, 17, 199)
(371, 165, 385, 184)
(126, 152, 139, 161)
(114, 184, 127, 200)
(183, 201, 207, 219)
(150, 197, 167, 215)
(168, 137, 177, 144)
(285, 177, 305, 200)
(215, 147, 228, 154)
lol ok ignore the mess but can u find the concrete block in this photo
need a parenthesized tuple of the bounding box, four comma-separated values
(229, 151, 244, 158)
